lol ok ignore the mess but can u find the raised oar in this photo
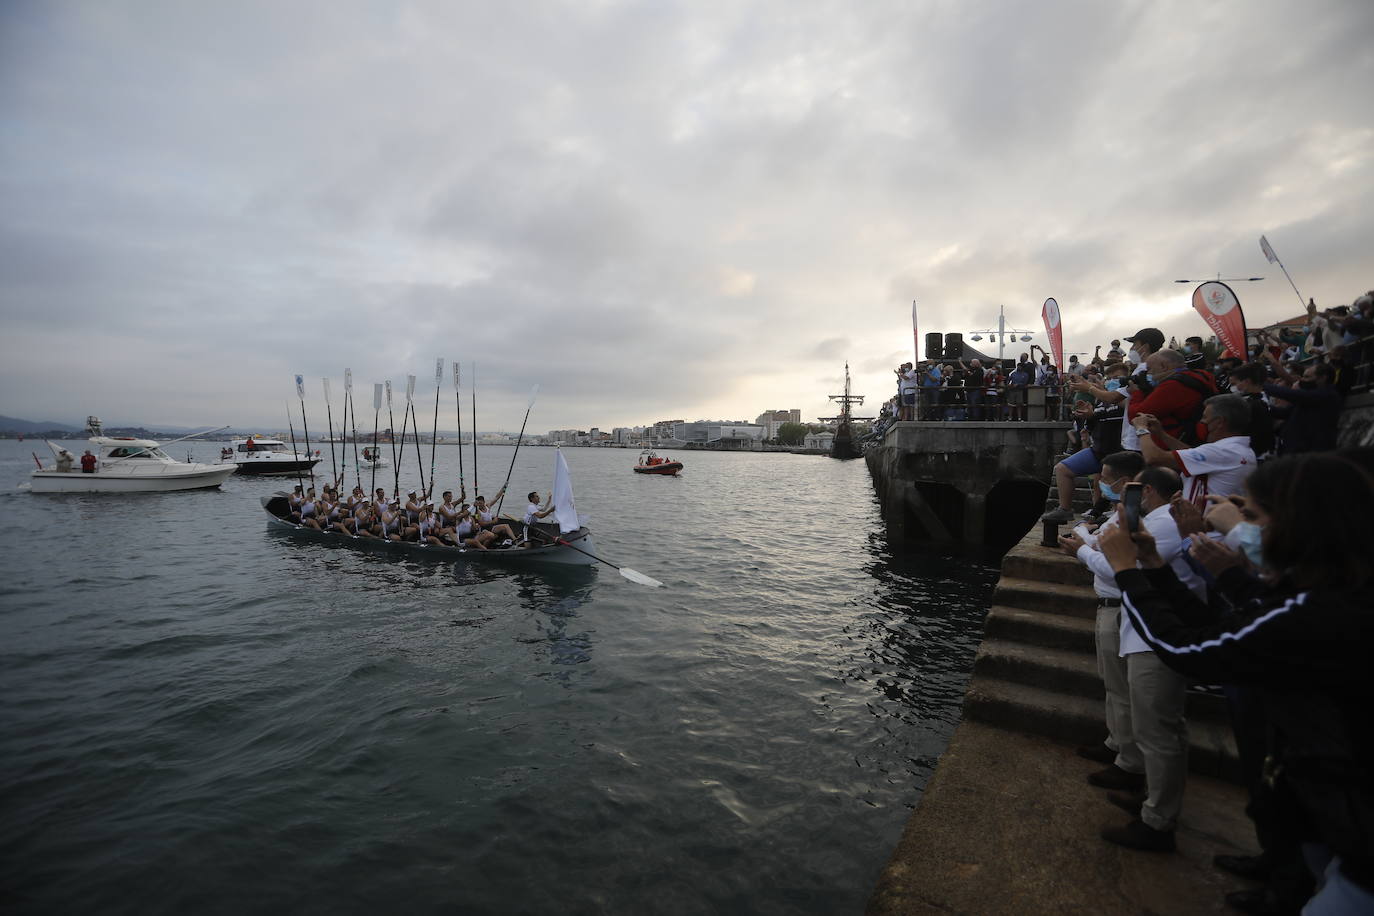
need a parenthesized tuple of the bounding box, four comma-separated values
(526, 527, 663, 588)
(409, 398, 425, 496)
(322, 377, 338, 488)
(285, 403, 305, 495)
(470, 362, 478, 499)
(371, 383, 382, 497)
(346, 368, 361, 491)
(452, 361, 466, 498)
(385, 380, 399, 498)
(494, 384, 539, 514)
(429, 358, 442, 498)
(396, 374, 414, 492)
(295, 374, 315, 486)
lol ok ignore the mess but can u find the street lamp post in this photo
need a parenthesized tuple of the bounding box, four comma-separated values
(968, 305, 1037, 364)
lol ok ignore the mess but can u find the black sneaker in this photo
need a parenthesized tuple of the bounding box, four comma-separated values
(1100, 818, 1175, 852)
(1075, 744, 1117, 765)
(1087, 765, 1146, 791)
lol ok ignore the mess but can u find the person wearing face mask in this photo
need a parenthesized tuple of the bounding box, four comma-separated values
(1224, 364, 1277, 459)
(1060, 465, 1203, 852)
(1096, 453, 1374, 914)
(1126, 348, 1216, 448)
(1043, 365, 1132, 523)
(1133, 394, 1258, 506)
(1259, 356, 1342, 454)
(1181, 335, 1207, 371)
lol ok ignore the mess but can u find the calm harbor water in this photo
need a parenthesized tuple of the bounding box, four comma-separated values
(0, 440, 997, 915)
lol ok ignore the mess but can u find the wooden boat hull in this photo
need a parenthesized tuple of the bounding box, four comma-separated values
(633, 462, 683, 475)
(261, 495, 596, 566)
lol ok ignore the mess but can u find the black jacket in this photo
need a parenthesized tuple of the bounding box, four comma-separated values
(1264, 382, 1342, 454)
(1116, 565, 1374, 890)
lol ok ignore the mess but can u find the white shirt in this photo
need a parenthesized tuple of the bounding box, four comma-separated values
(524, 502, 542, 525)
(1118, 363, 1150, 451)
(899, 369, 919, 394)
(1075, 503, 1206, 655)
(1174, 436, 1257, 505)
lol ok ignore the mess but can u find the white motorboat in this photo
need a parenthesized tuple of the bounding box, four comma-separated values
(359, 445, 389, 469)
(221, 436, 321, 475)
(31, 435, 236, 493)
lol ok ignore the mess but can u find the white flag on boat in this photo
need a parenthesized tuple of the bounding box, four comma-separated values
(551, 449, 580, 534)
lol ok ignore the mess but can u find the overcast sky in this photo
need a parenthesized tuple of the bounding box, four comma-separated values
(2, 0, 1371, 432)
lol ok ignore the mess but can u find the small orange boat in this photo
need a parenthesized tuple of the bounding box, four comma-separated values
(633, 449, 683, 476)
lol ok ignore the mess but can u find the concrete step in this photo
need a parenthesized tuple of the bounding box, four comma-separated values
(1000, 544, 1092, 587)
(963, 677, 1241, 781)
(984, 605, 1096, 653)
(973, 636, 1230, 725)
(991, 575, 1098, 619)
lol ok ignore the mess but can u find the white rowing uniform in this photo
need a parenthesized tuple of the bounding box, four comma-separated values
(477, 507, 495, 524)
(523, 502, 543, 525)
(455, 519, 475, 539)
(439, 502, 459, 525)
(300, 499, 316, 519)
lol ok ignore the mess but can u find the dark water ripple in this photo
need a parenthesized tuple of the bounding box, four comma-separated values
(0, 442, 996, 914)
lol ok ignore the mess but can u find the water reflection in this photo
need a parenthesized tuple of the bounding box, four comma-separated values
(510, 571, 598, 682)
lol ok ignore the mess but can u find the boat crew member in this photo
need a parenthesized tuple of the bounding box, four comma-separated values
(81, 450, 98, 473)
(522, 491, 555, 543)
(472, 493, 517, 545)
(56, 449, 75, 473)
(299, 488, 324, 529)
(415, 506, 445, 546)
(377, 503, 404, 541)
(437, 491, 465, 539)
(455, 509, 492, 550)
(288, 485, 305, 520)
(404, 490, 424, 524)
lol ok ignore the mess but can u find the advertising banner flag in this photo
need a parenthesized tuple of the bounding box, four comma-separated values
(373, 383, 382, 411)
(295, 374, 305, 401)
(1042, 298, 1064, 371)
(435, 358, 444, 383)
(911, 300, 919, 365)
(1192, 282, 1249, 359)
(344, 368, 352, 393)
(385, 380, 393, 408)
(405, 375, 416, 402)
(452, 361, 461, 389)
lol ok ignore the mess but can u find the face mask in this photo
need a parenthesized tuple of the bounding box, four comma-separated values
(1098, 479, 1120, 501)
(1105, 378, 1124, 391)
(1182, 345, 1193, 354)
(1127, 348, 1141, 364)
(1233, 522, 1264, 567)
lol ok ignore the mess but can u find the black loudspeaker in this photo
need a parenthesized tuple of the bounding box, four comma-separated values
(944, 333, 963, 358)
(925, 333, 943, 360)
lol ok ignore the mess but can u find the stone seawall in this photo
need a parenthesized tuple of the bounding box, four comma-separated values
(866, 525, 1250, 916)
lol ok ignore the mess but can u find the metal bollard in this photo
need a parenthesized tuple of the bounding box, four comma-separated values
(1041, 519, 1061, 548)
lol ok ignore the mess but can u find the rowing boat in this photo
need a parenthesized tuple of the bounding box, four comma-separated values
(261, 494, 597, 566)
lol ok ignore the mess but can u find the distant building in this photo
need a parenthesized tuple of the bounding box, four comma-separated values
(754, 409, 801, 439)
(672, 422, 765, 446)
(804, 430, 835, 450)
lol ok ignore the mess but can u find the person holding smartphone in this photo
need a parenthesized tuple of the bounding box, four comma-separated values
(1059, 465, 1204, 851)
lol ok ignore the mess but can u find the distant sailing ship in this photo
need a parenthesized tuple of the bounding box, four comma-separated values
(819, 363, 872, 460)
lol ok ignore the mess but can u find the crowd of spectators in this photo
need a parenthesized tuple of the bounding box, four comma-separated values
(1042, 291, 1374, 914)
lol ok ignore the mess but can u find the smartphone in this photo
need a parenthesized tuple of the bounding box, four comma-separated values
(1122, 482, 1143, 533)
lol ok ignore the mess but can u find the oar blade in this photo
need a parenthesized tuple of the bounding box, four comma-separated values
(618, 567, 663, 588)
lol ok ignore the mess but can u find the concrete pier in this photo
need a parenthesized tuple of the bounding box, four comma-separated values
(867, 525, 1250, 915)
(866, 421, 1071, 550)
